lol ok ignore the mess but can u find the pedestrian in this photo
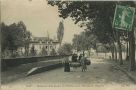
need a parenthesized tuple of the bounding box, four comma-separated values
(72, 53, 78, 62)
(78, 54, 83, 62)
(80, 56, 87, 72)
(64, 57, 70, 72)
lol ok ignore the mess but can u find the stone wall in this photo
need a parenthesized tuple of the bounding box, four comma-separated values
(1, 55, 70, 71)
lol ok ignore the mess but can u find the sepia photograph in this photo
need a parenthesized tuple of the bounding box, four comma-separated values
(1, 0, 136, 90)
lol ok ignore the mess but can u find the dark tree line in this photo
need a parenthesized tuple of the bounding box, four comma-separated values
(1, 21, 31, 57)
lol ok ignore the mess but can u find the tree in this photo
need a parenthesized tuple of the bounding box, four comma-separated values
(40, 46, 48, 56)
(17, 21, 31, 56)
(48, 1, 136, 70)
(50, 48, 57, 56)
(57, 21, 64, 46)
(58, 43, 73, 55)
(48, 1, 117, 60)
(30, 45, 37, 56)
(1, 23, 24, 56)
(1, 23, 8, 52)
(128, 20, 136, 71)
(72, 31, 98, 54)
(1, 21, 32, 57)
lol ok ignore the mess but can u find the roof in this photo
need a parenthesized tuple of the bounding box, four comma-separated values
(32, 37, 52, 42)
(30, 37, 59, 43)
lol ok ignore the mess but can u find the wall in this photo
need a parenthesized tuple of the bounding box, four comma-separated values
(1, 55, 70, 71)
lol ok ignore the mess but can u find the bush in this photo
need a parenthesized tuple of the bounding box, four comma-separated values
(30, 45, 37, 56)
(58, 43, 73, 55)
(40, 47, 48, 56)
(50, 48, 57, 56)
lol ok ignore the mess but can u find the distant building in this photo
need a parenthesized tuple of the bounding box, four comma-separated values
(30, 37, 59, 55)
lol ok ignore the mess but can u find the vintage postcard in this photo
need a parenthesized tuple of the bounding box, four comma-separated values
(1, 0, 136, 90)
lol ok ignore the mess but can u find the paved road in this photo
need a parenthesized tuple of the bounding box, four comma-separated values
(4, 57, 135, 87)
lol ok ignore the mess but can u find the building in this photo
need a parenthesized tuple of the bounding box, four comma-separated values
(30, 37, 59, 55)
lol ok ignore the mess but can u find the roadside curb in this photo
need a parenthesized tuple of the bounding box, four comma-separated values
(26, 62, 63, 76)
(115, 64, 136, 84)
(1, 60, 65, 84)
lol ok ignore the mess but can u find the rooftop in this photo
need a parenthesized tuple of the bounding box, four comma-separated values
(30, 37, 59, 43)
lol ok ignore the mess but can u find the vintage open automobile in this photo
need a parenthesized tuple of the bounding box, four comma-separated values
(69, 54, 91, 67)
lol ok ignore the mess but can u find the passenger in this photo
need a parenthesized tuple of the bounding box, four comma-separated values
(64, 57, 70, 72)
(81, 56, 87, 72)
(78, 54, 83, 62)
(72, 53, 78, 62)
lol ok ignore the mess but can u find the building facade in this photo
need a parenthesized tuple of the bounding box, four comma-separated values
(29, 37, 59, 55)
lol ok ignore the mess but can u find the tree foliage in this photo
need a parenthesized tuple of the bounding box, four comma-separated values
(72, 31, 98, 51)
(1, 21, 31, 53)
(48, 1, 135, 45)
(50, 48, 57, 56)
(57, 21, 64, 46)
(40, 46, 48, 56)
(48, 1, 136, 70)
(58, 43, 73, 55)
(30, 45, 37, 56)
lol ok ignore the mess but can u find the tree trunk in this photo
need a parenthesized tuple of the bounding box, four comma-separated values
(96, 51, 98, 56)
(96, 48, 98, 56)
(117, 33, 123, 65)
(114, 45, 117, 62)
(126, 41, 129, 61)
(11, 49, 15, 58)
(129, 29, 135, 71)
(87, 49, 90, 57)
(25, 45, 29, 56)
(83, 50, 85, 56)
(105, 52, 106, 58)
(59, 42, 61, 47)
(111, 44, 114, 60)
(113, 43, 117, 61)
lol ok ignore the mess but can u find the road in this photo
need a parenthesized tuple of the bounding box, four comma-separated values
(3, 57, 135, 87)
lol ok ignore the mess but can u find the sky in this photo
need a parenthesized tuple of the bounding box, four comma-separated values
(1, 0, 83, 43)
